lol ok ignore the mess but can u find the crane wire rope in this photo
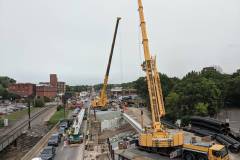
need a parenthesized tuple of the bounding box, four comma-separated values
(119, 21, 124, 87)
(118, 20, 124, 100)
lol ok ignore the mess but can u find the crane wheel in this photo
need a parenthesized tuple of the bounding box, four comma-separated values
(183, 152, 195, 160)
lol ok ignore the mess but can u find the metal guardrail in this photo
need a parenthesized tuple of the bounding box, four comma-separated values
(21, 122, 59, 160)
(0, 107, 50, 152)
(122, 113, 143, 133)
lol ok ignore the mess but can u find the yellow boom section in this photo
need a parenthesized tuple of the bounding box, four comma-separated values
(91, 17, 121, 110)
(138, 0, 165, 129)
(137, 0, 183, 149)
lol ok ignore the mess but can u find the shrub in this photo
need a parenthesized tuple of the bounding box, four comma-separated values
(34, 99, 45, 107)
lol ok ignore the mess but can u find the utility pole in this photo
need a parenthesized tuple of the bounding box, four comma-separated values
(62, 94, 69, 120)
(64, 102, 66, 119)
(28, 98, 31, 129)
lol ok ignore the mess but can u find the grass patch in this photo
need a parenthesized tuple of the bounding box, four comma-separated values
(1, 107, 38, 121)
(0, 107, 38, 128)
(48, 108, 69, 125)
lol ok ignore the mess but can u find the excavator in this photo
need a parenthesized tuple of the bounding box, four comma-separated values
(135, 0, 230, 160)
(91, 17, 121, 111)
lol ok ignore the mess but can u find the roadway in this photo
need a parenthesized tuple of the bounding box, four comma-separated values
(55, 144, 84, 160)
(49, 100, 90, 160)
(54, 120, 87, 160)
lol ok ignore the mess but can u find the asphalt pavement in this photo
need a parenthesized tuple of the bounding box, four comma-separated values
(54, 100, 89, 160)
(54, 142, 84, 160)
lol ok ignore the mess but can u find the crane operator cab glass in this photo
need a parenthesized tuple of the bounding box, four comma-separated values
(211, 146, 229, 160)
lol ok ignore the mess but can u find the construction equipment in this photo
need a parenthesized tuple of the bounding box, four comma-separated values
(68, 109, 85, 144)
(136, 0, 230, 159)
(171, 143, 229, 160)
(137, 0, 184, 149)
(91, 17, 121, 110)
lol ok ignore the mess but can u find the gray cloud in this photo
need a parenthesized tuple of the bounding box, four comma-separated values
(0, 0, 239, 85)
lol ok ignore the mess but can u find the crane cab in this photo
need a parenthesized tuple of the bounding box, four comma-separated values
(91, 96, 108, 111)
(182, 143, 230, 160)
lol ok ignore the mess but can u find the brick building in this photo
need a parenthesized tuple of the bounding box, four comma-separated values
(36, 74, 65, 98)
(36, 84, 57, 98)
(57, 82, 66, 95)
(50, 74, 58, 87)
(8, 83, 36, 97)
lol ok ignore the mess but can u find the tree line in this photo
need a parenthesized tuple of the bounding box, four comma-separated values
(0, 76, 20, 100)
(66, 67, 240, 122)
(127, 67, 240, 122)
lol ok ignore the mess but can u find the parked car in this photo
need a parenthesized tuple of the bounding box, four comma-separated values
(48, 134, 59, 147)
(52, 133, 61, 143)
(58, 127, 65, 136)
(59, 121, 68, 129)
(39, 146, 56, 160)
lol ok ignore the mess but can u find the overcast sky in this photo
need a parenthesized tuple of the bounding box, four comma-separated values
(0, 0, 239, 85)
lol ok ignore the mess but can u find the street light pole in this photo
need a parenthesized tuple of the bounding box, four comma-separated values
(27, 98, 31, 129)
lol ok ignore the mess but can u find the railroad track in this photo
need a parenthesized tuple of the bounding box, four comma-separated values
(21, 122, 59, 160)
(0, 107, 52, 152)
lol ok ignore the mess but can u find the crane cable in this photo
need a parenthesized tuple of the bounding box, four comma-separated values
(118, 21, 124, 100)
(119, 21, 124, 87)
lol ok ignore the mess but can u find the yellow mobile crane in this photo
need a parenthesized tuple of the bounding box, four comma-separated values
(91, 17, 121, 110)
(136, 0, 230, 160)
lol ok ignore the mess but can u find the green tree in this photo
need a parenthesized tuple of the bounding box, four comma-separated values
(0, 77, 16, 88)
(174, 72, 222, 116)
(133, 77, 149, 103)
(66, 85, 91, 92)
(160, 73, 177, 98)
(165, 92, 180, 120)
(103, 66, 240, 121)
(232, 69, 240, 78)
(194, 102, 208, 116)
(225, 76, 240, 106)
(0, 84, 4, 96)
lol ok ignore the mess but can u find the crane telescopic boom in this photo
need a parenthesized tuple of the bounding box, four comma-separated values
(135, 2, 230, 160)
(91, 17, 121, 110)
(137, 0, 165, 130)
(137, 0, 184, 150)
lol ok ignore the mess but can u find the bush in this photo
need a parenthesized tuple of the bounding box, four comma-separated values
(44, 96, 51, 103)
(57, 105, 63, 111)
(34, 99, 45, 107)
(0, 118, 4, 128)
(181, 116, 191, 126)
